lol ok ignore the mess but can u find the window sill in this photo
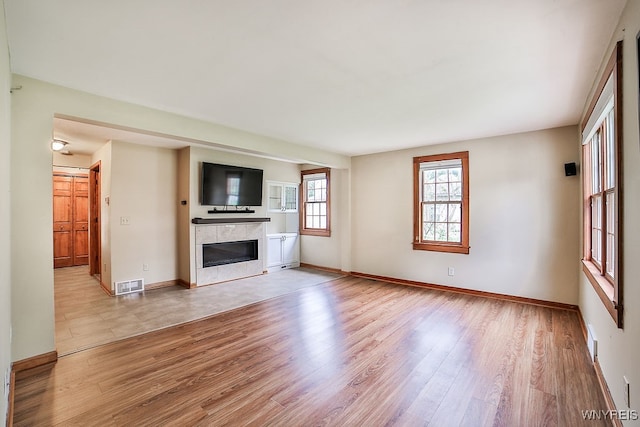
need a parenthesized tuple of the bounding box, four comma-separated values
(413, 242, 469, 254)
(301, 229, 331, 237)
(582, 260, 622, 328)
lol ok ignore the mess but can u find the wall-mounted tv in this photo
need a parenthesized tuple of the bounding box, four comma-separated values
(201, 162, 264, 206)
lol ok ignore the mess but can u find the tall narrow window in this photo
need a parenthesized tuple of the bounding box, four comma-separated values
(581, 41, 623, 327)
(300, 168, 331, 237)
(413, 151, 469, 254)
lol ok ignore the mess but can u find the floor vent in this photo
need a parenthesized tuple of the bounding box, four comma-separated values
(115, 278, 144, 295)
(587, 323, 598, 362)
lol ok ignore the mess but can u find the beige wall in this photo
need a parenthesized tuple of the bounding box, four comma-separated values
(299, 167, 351, 272)
(177, 147, 191, 283)
(92, 142, 113, 290)
(52, 152, 92, 169)
(110, 141, 178, 288)
(351, 126, 581, 304)
(9, 75, 348, 361)
(578, 0, 640, 420)
(1, 0, 12, 421)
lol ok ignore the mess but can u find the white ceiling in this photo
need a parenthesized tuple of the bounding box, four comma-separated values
(5, 0, 627, 157)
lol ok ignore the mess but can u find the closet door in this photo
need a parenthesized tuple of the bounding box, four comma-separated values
(73, 176, 89, 265)
(53, 175, 74, 268)
(53, 173, 89, 268)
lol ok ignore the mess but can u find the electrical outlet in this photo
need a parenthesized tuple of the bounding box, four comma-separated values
(448, 267, 455, 276)
(624, 376, 630, 408)
(120, 216, 130, 225)
(143, 263, 149, 271)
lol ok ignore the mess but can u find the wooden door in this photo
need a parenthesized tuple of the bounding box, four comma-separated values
(73, 176, 89, 265)
(53, 175, 74, 268)
(53, 173, 89, 268)
(89, 163, 101, 277)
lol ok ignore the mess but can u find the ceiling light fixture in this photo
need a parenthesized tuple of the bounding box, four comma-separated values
(51, 139, 69, 151)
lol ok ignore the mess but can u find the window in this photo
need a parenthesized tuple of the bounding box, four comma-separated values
(300, 168, 331, 237)
(413, 151, 469, 254)
(581, 41, 623, 327)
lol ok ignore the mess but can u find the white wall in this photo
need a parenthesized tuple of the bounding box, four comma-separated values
(110, 141, 178, 287)
(9, 75, 349, 361)
(1, 0, 12, 422)
(578, 1, 640, 422)
(351, 126, 581, 304)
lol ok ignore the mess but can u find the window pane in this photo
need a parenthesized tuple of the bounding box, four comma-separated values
(424, 170, 436, 184)
(591, 133, 601, 194)
(449, 167, 461, 182)
(435, 223, 448, 241)
(424, 184, 436, 201)
(606, 110, 616, 189)
(450, 183, 462, 201)
(449, 223, 461, 243)
(435, 183, 449, 201)
(591, 195, 602, 263)
(448, 204, 461, 223)
(591, 230, 602, 264)
(606, 192, 615, 277)
(423, 222, 435, 240)
(319, 217, 327, 229)
(423, 204, 435, 222)
(436, 169, 448, 183)
(435, 204, 447, 222)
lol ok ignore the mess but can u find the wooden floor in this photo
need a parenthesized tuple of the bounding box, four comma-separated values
(14, 276, 608, 426)
(54, 266, 342, 355)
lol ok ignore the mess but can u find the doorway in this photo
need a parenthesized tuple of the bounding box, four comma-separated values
(89, 161, 101, 282)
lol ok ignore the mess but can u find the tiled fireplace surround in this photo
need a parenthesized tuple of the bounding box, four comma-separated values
(194, 220, 266, 286)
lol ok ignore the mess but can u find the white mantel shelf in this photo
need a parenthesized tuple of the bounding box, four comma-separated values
(192, 217, 271, 224)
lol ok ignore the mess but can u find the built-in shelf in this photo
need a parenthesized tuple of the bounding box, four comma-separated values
(192, 217, 271, 224)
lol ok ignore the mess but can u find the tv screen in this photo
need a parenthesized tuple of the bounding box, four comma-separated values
(201, 162, 263, 206)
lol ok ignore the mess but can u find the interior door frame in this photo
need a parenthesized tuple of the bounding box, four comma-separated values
(89, 161, 101, 280)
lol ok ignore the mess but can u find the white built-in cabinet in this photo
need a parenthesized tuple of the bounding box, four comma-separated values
(267, 181, 298, 212)
(266, 233, 300, 272)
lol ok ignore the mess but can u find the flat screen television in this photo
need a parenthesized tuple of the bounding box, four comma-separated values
(201, 162, 264, 206)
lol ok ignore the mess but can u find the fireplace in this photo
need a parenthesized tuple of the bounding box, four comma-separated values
(203, 239, 258, 268)
(194, 219, 268, 286)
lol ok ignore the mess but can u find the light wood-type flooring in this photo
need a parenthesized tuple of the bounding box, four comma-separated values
(55, 266, 343, 355)
(16, 275, 607, 426)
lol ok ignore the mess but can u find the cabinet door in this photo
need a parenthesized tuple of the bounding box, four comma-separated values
(268, 184, 284, 211)
(266, 235, 284, 267)
(282, 234, 299, 264)
(267, 182, 299, 213)
(283, 184, 298, 212)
